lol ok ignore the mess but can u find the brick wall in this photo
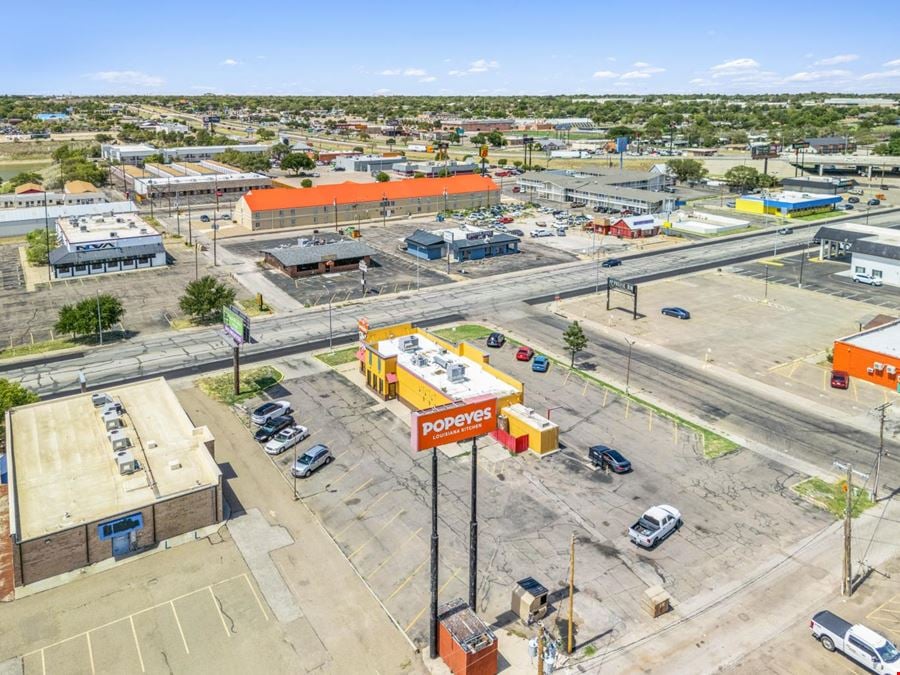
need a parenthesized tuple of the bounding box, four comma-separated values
(18, 526, 88, 586)
(154, 487, 218, 541)
(85, 505, 156, 564)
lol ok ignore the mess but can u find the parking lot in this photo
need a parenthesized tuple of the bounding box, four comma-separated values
(243, 348, 831, 651)
(0, 238, 247, 346)
(0, 243, 23, 291)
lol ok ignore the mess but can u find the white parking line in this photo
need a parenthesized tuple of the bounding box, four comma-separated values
(130, 616, 146, 673)
(243, 573, 269, 622)
(209, 587, 232, 637)
(170, 601, 190, 654)
(85, 633, 95, 675)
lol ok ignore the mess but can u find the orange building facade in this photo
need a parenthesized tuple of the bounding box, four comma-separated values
(832, 320, 900, 391)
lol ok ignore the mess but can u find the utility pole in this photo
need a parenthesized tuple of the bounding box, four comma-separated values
(96, 291, 103, 346)
(536, 622, 544, 675)
(568, 532, 575, 654)
(834, 460, 869, 596)
(873, 402, 893, 501)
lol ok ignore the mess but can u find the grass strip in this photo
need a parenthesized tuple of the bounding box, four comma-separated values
(198, 365, 283, 405)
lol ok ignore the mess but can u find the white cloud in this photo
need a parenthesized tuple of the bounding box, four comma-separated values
(378, 68, 401, 75)
(373, 88, 392, 95)
(884, 58, 900, 67)
(632, 61, 650, 68)
(620, 71, 652, 80)
(403, 67, 426, 77)
(813, 54, 858, 66)
(593, 62, 664, 81)
(468, 59, 499, 73)
(592, 70, 619, 79)
(89, 70, 164, 87)
(607, 56, 617, 62)
(448, 69, 466, 77)
(419, 76, 437, 83)
(785, 69, 851, 82)
(689, 78, 709, 85)
(221, 58, 240, 66)
(710, 58, 760, 76)
(860, 69, 900, 80)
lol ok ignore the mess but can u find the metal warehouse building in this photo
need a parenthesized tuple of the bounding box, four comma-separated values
(233, 175, 500, 231)
(4, 378, 223, 587)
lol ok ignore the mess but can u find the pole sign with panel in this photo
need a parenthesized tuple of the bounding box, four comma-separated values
(616, 137, 629, 154)
(479, 145, 489, 159)
(357, 317, 369, 342)
(606, 277, 639, 320)
(411, 396, 498, 452)
(223, 304, 251, 344)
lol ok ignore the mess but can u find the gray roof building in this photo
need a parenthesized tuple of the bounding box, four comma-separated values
(406, 229, 444, 247)
(261, 240, 376, 267)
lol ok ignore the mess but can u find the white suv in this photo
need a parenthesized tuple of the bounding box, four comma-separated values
(853, 272, 882, 286)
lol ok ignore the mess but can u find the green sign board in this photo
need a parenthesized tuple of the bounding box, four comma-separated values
(223, 305, 250, 344)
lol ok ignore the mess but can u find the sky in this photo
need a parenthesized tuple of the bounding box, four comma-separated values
(2, 0, 900, 96)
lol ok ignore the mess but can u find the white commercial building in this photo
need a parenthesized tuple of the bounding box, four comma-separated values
(815, 223, 900, 288)
(101, 143, 270, 166)
(49, 213, 166, 279)
(0, 201, 138, 238)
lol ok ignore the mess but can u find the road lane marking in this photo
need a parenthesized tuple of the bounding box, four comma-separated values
(348, 510, 407, 560)
(368, 528, 423, 578)
(335, 490, 392, 538)
(130, 616, 146, 673)
(171, 602, 190, 654)
(386, 558, 429, 602)
(86, 633, 96, 675)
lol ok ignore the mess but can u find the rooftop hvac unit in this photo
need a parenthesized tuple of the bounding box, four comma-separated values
(433, 354, 449, 369)
(874, 362, 885, 371)
(79, 225, 88, 232)
(447, 362, 466, 383)
(399, 335, 419, 352)
(116, 217, 125, 223)
(102, 401, 124, 416)
(108, 428, 131, 452)
(886, 365, 897, 375)
(413, 353, 429, 367)
(102, 410, 123, 430)
(139, 228, 148, 234)
(115, 450, 139, 475)
(109, 232, 118, 238)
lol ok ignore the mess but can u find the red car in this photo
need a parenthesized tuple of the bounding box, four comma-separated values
(516, 346, 534, 361)
(499, 216, 513, 224)
(830, 370, 850, 389)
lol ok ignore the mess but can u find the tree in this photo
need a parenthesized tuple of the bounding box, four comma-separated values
(216, 148, 271, 173)
(666, 158, 708, 183)
(54, 294, 125, 338)
(873, 131, 900, 156)
(25, 229, 51, 265)
(95, 133, 114, 143)
(256, 128, 275, 141)
(724, 165, 761, 193)
(143, 152, 166, 164)
(563, 321, 588, 368)
(757, 173, 780, 189)
(8, 172, 42, 188)
(375, 171, 390, 182)
(607, 126, 635, 140)
(280, 152, 315, 175)
(513, 160, 522, 168)
(300, 178, 313, 188)
(386, 138, 396, 150)
(0, 379, 39, 442)
(352, 146, 365, 153)
(497, 158, 508, 166)
(179, 276, 236, 322)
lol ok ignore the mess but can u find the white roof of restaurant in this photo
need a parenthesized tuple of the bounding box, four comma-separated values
(839, 320, 900, 359)
(57, 213, 159, 244)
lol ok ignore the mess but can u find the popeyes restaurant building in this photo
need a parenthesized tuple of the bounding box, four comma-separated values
(358, 322, 559, 455)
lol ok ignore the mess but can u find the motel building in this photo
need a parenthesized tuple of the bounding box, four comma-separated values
(358, 323, 559, 455)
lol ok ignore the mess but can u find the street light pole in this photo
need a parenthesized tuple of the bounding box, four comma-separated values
(96, 290, 103, 346)
(328, 297, 333, 352)
(624, 338, 635, 394)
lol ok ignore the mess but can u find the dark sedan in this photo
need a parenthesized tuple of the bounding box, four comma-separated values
(254, 415, 295, 442)
(486, 332, 506, 348)
(601, 258, 622, 268)
(661, 307, 691, 320)
(588, 445, 632, 473)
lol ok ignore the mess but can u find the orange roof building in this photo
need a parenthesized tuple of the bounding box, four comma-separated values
(234, 175, 499, 231)
(14, 183, 44, 195)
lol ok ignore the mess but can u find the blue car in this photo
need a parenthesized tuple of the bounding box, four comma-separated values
(532, 355, 549, 372)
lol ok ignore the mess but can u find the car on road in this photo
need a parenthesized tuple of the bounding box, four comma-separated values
(515, 346, 534, 361)
(848, 196, 860, 203)
(853, 272, 882, 286)
(200, 214, 210, 222)
(486, 332, 506, 348)
(292, 444, 333, 478)
(601, 258, 622, 268)
(725, 200, 736, 208)
(661, 307, 691, 320)
(264, 425, 310, 455)
(629, 505, 681, 548)
(532, 355, 549, 372)
(848, 188, 864, 196)
(776, 227, 793, 235)
(251, 400, 293, 425)
(588, 445, 632, 473)
(868, 198, 881, 206)
(830, 370, 850, 390)
(254, 415, 295, 443)
(810, 610, 899, 671)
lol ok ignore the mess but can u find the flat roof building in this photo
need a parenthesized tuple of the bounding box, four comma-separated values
(0, 182, 107, 210)
(736, 191, 842, 218)
(49, 212, 167, 279)
(833, 319, 900, 391)
(815, 223, 900, 288)
(334, 154, 406, 174)
(262, 239, 375, 278)
(5, 378, 223, 587)
(393, 160, 478, 177)
(234, 175, 500, 232)
(0, 201, 138, 238)
(517, 170, 673, 214)
(101, 143, 270, 166)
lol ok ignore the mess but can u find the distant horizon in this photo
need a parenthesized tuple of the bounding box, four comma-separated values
(5, 0, 900, 97)
(4, 92, 900, 99)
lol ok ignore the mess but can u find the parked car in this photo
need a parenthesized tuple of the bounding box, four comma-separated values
(264, 425, 310, 455)
(515, 346, 534, 361)
(508, 229, 525, 236)
(251, 400, 292, 425)
(849, 188, 864, 196)
(588, 445, 632, 473)
(200, 214, 211, 222)
(853, 272, 882, 286)
(254, 415, 295, 443)
(530, 228, 554, 238)
(868, 198, 881, 206)
(725, 200, 736, 208)
(512, 186, 521, 193)
(810, 610, 900, 671)
(848, 196, 860, 204)
(661, 307, 691, 320)
(532, 355, 549, 372)
(486, 332, 506, 348)
(556, 228, 567, 237)
(601, 258, 622, 268)
(292, 444, 333, 477)
(628, 505, 681, 548)
(776, 227, 793, 235)
(830, 370, 850, 390)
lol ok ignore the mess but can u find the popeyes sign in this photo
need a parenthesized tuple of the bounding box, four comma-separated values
(411, 397, 498, 452)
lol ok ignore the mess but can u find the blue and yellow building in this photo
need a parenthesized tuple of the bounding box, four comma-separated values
(358, 323, 558, 455)
(735, 190, 842, 218)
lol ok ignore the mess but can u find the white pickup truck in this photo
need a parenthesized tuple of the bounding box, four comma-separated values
(628, 505, 681, 548)
(810, 610, 900, 672)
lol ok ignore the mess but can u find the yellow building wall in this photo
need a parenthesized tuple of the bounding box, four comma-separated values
(735, 198, 764, 214)
(504, 410, 559, 455)
(396, 367, 452, 410)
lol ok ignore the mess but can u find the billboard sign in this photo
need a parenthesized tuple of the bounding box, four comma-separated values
(411, 397, 498, 452)
(223, 304, 250, 344)
(751, 143, 779, 160)
(616, 137, 629, 154)
(479, 145, 489, 159)
(608, 277, 637, 295)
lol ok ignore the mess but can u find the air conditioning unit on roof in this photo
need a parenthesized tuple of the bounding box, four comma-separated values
(873, 362, 884, 370)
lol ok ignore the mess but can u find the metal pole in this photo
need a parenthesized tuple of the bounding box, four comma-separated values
(194, 242, 199, 280)
(96, 291, 103, 345)
(625, 339, 634, 394)
(233, 345, 240, 396)
(213, 222, 218, 266)
(187, 199, 193, 245)
(468, 436, 478, 611)
(764, 264, 769, 300)
(798, 241, 806, 288)
(44, 191, 52, 282)
(873, 403, 891, 501)
(328, 298, 333, 352)
(429, 446, 439, 660)
(568, 532, 575, 654)
(536, 623, 544, 675)
(843, 463, 853, 596)
(293, 443, 298, 501)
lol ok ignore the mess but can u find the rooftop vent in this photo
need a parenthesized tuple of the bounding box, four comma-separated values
(116, 450, 139, 475)
(447, 362, 467, 383)
(399, 335, 419, 353)
(433, 354, 450, 369)
(109, 232, 118, 238)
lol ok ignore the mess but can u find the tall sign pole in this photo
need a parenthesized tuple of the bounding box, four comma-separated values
(430, 445, 439, 659)
(468, 436, 478, 610)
